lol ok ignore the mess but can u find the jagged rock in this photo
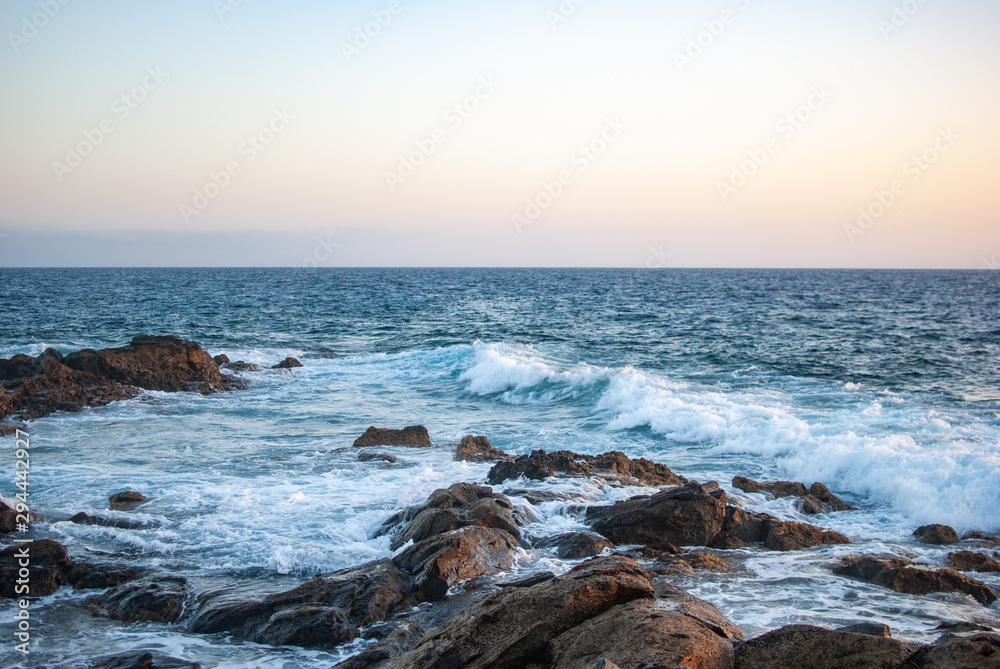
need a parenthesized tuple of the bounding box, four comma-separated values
(359, 452, 398, 463)
(653, 580, 745, 642)
(833, 556, 998, 606)
(838, 622, 892, 637)
(947, 550, 1000, 573)
(272, 357, 304, 369)
(650, 552, 730, 577)
(903, 632, 1000, 668)
(212, 354, 230, 366)
(961, 531, 1000, 546)
(189, 558, 411, 648)
(586, 481, 727, 547)
(534, 532, 615, 559)
(393, 526, 519, 601)
(708, 505, 850, 551)
(0, 539, 73, 597)
(88, 651, 202, 668)
(222, 360, 262, 372)
(454, 435, 510, 462)
(87, 574, 188, 623)
(70, 511, 146, 530)
(332, 621, 426, 669)
(354, 426, 431, 448)
(376, 482, 520, 551)
(734, 624, 919, 669)
(109, 491, 147, 510)
(731, 476, 853, 514)
(932, 620, 995, 633)
(914, 524, 960, 545)
(67, 563, 147, 590)
(385, 555, 657, 668)
(488, 449, 686, 487)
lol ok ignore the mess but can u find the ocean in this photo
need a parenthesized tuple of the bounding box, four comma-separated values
(1, 268, 999, 667)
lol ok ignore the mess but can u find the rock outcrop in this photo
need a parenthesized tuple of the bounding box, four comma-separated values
(272, 357, 304, 369)
(903, 632, 1000, 668)
(488, 449, 686, 487)
(732, 476, 853, 514)
(354, 426, 431, 448)
(0, 539, 73, 597)
(332, 621, 426, 669)
(108, 491, 148, 510)
(88, 651, 202, 669)
(534, 531, 616, 559)
(833, 556, 998, 606)
(454, 435, 511, 462)
(708, 504, 851, 551)
(913, 524, 960, 545)
(733, 624, 919, 669)
(947, 550, 1000, 573)
(87, 574, 189, 623)
(70, 512, 147, 530)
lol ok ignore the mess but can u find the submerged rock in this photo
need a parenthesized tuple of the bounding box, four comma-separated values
(534, 531, 616, 559)
(947, 550, 1000, 573)
(354, 426, 431, 448)
(88, 651, 202, 669)
(913, 524, 960, 545)
(222, 360, 262, 372)
(454, 435, 511, 462)
(732, 476, 854, 514)
(0, 539, 73, 597)
(359, 452, 398, 463)
(108, 490, 148, 510)
(833, 556, 998, 606)
(487, 449, 686, 487)
(272, 357, 304, 369)
(87, 574, 189, 623)
(68, 563, 148, 590)
(70, 511, 147, 529)
(733, 624, 919, 669)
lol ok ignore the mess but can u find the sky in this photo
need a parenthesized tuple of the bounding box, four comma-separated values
(0, 0, 997, 268)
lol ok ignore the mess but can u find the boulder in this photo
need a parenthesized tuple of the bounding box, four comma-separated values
(961, 531, 1000, 547)
(731, 476, 853, 514)
(903, 632, 1000, 668)
(838, 622, 892, 637)
(454, 435, 510, 462)
(332, 621, 426, 669)
(833, 556, 998, 606)
(708, 505, 850, 551)
(212, 354, 230, 366)
(189, 558, 411, 648)
(914, 524, 960, 545)
(359, 452, 398, 464)
(272, 357, 304, 369)
(67, 563, 147, 590)
(109, 491, 147, 510)
(947, 550, 1000, 573)
(488, 449, 686, 487)
(650, 552, 730, 577)
(0, 539, 73, 597)
(393, 526, 520, 601)
(354, 426, 431, 448)
(223, 360, 263, 372)
(70, 511, 147, 530)
(535, 532, 616, 560)
(87, 574, 189, 623)
(733, 624, 919, 669)
(88, 651, 202, 668)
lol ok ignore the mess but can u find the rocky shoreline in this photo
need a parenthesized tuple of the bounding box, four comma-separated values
(1, 338, 999, 668)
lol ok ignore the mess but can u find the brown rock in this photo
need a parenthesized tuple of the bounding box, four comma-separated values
(70, 512, 147, 530)
(651, 552, 730, 576)
(354, 426, 431, 448)
(731, 476, 853, 514)
(67, 563, 147, 590)
(833, 556, 998, 606)
(272, 357, 304, 369)
(212, 354, 230, 365)
(332, 621, 426, 669)
(961, 531, 1000, 546)
(0, 538, 73, 597)
(88, 651, 202, 668)
(109, 490, 147, 510)
(734, 624, 919, 669)
(903, 632, 1000, 668)
(488, 449, 686, 487)
(393, 526, 519, 601)
(0, 499, 21, 533)
(914, 524, 960, 545)
(708, 506, 850, 551)
(359, 452, 398, 464)
(946, 550, 1000, 573)
(223, 360, 263, 372)
(454, 435, 510, 462)
(87, 574, 188, 623)
(535, 532, 616, 559)
(763, 519, 851, 551)
(838, 622, 892, 637)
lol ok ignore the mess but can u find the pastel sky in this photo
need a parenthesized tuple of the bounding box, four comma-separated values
(0, 0, 997, 267)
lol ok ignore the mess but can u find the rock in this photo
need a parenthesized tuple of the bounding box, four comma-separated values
(487, 449, 686, 487)
(586, 481, 727, 547)
(809, 482, 854, 512)
(354, 426, 431, 448)
(947, 550, 1000, 573)
(0, 424, 27, 437)
(70, 511, 146, 530)
(708, 505, 850, 551)
(222, 360, 263, 372)
(838, 622, 892, 637)
(454, 435, 510, 462)
(67, 563, 147, 590)
(189, 558, 411, 648)
(650, 552, 730, 576)
(932, 621, 995, 633)
(914, 524, 960, 545)
(272, 357, 304, 369)
(386, 555, 657, 669)
(212, 354, 230, 366)
(109, 490, 147, 510)
(87, 574, 188, 623)
(833, 556, 998, 606)
(535, 532, 616, 559)
(0, 499, 21, 533)
(504, 489, 593, 505)
(89, 651, 202, 668)
(733, 624, 918, 669)
(393, 526, 520, 601)
(376, 482, 521, 551)
(961, 531, 1000, 546)
(498, 571, 555, 588)
(332, 621, 426, 669)
(763, 519, 851, 552)
(359, 452, 398, 464)
(731, 476, 853, 514)
(903, 632, 1000, 668)
(0, 538, 73, 597)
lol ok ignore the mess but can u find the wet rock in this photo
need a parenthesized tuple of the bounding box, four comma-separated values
(354, 426, 431, 448)
(393, 526, 519, 601)
(376, 482, 520, 551)
(504, 488, 593, 505)
(534, 532, 616, 559)
(652, 580, 745, 642)
(650, 552, 730, 577)
(731, 476, 853, 514)
(189, 558, 411, 648)
(903, 632, 1000, 668)
(67, 563, 147, 590)
(89, 651, 202, 669)
(498, 571, 556, 589)
(359, 452, 398, 464)
(838, 622, 892, 637)
(708, 505, 850, 551)
(586, 481, 727, 548)
(272, 357, 304, 369)
(87, 574, 189, 623)
(488, 449, 686, 487)
(386, 555, 657, 669)
(70, 511, 147, 530)
(109, 491, 147, 510)
(961, 531, 1000, 547)
(454, 435, 510, 462)
(734, 624, 919, 669)
(947, 550, 1000, 573)
(0, 499, 21, 533)
(0, 538, 73, 597)
(0, 424, 27, 437)
(914, 524, 960, 545)
(833, 556, 998, 606)
(763, 519, 851, 551)
(932, 620, 995, 633)
(332, 621, 426, 669)
(212, 354, 230, 366)
(222, 360, 263, 372)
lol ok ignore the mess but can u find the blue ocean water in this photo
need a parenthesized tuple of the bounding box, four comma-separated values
(1, 268, 998, 667)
